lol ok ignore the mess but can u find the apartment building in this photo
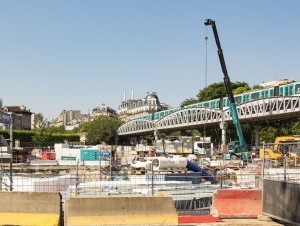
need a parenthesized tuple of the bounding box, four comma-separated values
(91, 103, 116, 119)
(117, 92, 169, 122)
(2, 105, 32, 130)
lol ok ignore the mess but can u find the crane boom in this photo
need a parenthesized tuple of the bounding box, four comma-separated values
(204, 19, 247, 157)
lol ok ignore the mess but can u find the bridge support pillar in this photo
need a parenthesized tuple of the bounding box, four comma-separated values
(154, 130, 158, 144)
(219, 122, 228, 154)
(254, 124, 261, 147)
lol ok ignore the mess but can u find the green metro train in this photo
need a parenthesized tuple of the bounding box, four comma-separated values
(138, 81, 300, 121)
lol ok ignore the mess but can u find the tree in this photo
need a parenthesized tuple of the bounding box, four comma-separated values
(76, 116, 123, 145)
(32, 113, 51, 146)
(233, 86, 251, 95)
(180, 98, 198, 108)
(196, 81, 250, 102)
(291, 121, 300, 134)
(47, 125, 66, 134)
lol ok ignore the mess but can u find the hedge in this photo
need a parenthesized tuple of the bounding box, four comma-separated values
(0, 130, 80, 143)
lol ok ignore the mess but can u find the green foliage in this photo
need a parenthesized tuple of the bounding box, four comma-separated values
(259, 119, 300, 143)
(158, 133, 167, 139)
(47, 133, 80, 143)
(75, 116, 123, 145)
(291, 121, 300, 134)
(191, 129, 201, 136)
(32, 116, 51, 146)
(46, 125, 66, 134)
(0, 130, 79, 144)
(13, 130, 35, 142)
(233, 86, 251, 95)
(260, 127, 278, 143)
(0, 130, 10, 139)
(180, 98, 198, 108)
(144, 134, 154, 145)
(196, 81, 250, 102)
(252, 85, 264, 90)
(73, 122, 90, 133)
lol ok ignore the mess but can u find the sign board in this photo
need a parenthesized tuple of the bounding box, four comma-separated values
(61, 156, 76, 161)
(0, 112, 11, 125)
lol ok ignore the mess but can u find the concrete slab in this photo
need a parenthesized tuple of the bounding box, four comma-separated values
(0, 192, 62, 226)
(64, 196, 178, 226)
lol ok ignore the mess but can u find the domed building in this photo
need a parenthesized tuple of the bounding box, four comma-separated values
(117, 91, 170, 122)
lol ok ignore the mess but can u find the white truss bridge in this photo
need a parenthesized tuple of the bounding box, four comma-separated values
(117, 96, 300, 136)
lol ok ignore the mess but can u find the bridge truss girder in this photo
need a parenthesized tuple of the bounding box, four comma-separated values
(117, 96, 300, 136)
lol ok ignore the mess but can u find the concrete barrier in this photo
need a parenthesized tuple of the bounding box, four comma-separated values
(0, 191, 62, 226)
(210, 189, 262, 218)
(65, 196, 178, 225)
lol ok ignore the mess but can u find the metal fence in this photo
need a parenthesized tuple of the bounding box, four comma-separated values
(1, 166, 300, 216)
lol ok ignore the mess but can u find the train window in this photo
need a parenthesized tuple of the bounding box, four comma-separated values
(234, 96, 242, 104)
(262, 90, 267, 98)
(223, 97, 229, 108)
(284, 86, 288, 96)
(203, 102, 209, 107)
(274, 87, 279, 96)
(215, 100, 220, 109)
(288, 86, 293, 96)
(296, 84, 300, 95)
(243, 94, 249, 102)
(251, 92, 259, 100)
(279, 87, 283, 96)
(257, 90, 262, 99)
(264, 90, 268, 98)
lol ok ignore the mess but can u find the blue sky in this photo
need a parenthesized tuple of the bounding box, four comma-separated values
(1, 0, 299, 120)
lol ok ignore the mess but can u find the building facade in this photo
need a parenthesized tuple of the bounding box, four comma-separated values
(50, 110, 89, 129)
(117, 92, 169, 122)
(259, 79, 295, 88)
(2, 105, 32, 130)
(91, 103, 116, 119)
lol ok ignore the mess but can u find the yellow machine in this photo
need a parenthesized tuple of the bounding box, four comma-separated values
(259, 148, 283, 160)
(259, 135, 300, 159)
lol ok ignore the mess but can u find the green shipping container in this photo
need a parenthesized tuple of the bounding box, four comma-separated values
(80, 149, 99, 161)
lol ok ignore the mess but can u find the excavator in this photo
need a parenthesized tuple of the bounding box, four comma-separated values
(204, 19, 249, 160)
(259, 135, 300, 160)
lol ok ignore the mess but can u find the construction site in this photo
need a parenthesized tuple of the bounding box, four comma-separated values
(0, 18, 299, 225)
(0, 133, 300, 225)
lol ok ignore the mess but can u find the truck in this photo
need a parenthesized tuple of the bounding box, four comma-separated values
(192, 137, 214, 156)
(204, 19, 248, 160)
(156, 136, 214, 156)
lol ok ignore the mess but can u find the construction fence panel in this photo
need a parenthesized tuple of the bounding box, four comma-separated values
(1, 169, 300, 216)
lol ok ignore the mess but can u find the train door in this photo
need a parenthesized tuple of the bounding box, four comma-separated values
(219, 98, 223, 110)
(251, 91, 259, 100)
(295, 83, 300, 96)
(278, 86, 283, 96)
(269, 87, 275, 97)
